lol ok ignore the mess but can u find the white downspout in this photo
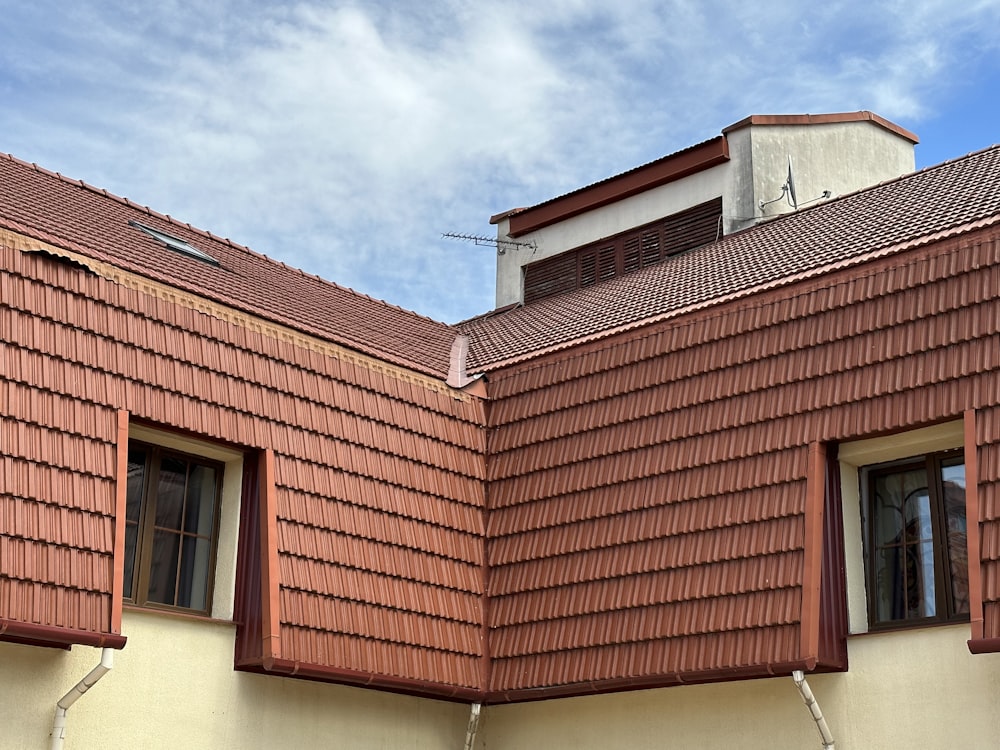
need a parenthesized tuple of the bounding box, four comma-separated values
(463, 702, 482, 750)
(50, 648, 114, 750)
(792, 670, 835, 749)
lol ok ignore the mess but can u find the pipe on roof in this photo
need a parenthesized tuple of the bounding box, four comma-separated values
(792, 670, 835, 749)
(50, 647, 114, 750)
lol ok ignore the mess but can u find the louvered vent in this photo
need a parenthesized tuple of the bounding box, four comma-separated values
(523, 197, 722, 304)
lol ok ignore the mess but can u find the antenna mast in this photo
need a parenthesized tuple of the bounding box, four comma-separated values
(442, 232, 536, 256)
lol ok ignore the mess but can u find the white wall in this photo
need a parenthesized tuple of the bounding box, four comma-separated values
(735, 121, 916, 231)
(0, 610, 469, 749)
(479, 625, 1000, 749)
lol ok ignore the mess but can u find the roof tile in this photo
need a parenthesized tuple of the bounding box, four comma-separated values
(0, 154, 458, 378)
(463, 146, 1000, 370)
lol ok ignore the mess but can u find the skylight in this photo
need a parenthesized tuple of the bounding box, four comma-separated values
(129, 220, 220, 266)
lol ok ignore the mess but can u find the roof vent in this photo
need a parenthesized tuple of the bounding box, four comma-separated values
(129, 220, 220, 266)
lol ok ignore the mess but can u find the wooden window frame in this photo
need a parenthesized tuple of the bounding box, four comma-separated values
(861, 449, 969, 630)
(125, 440, 224, 616)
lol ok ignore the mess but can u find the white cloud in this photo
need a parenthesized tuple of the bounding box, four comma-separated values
(2, 0, 999, 321)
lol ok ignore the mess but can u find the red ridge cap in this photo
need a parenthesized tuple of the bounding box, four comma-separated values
(723, 110, 919, 144)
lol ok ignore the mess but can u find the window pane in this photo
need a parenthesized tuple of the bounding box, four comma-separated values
(184, 464, 218, 536)
(941, 461, 969, 615)
(126, 447, 147, 524)
(155, 456, 187, 530)
(872, 467, 934, 623)
(147, 529, 180, 606)
(123, 523, 138, 600)
(124, 447, 147, 600)
(178, 536, 212, 611)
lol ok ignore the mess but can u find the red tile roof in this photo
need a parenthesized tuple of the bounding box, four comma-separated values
(1, 242, 487, 690)
(462, 144, 1000, 371)
(0, 154, 457, 379)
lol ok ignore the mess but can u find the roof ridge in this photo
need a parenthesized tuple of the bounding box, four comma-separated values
(0, 152, 453, 329)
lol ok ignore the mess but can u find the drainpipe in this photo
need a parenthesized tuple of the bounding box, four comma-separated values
(463, 702, 482, 750)
(50, 648, 114, 750)
(792, 670, 834, 749)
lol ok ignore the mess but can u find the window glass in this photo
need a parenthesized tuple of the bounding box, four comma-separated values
(124, 442, 222, 614)
(864, 452, 968, 628)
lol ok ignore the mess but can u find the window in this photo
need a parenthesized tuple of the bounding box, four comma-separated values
(861, 450, 969, 628)
(125, 441, 223, 614)
(129, 220, 221, 266)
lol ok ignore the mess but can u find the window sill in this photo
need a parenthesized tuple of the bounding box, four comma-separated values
(849, 618, 970, 638)
(123, 603, 236, 627)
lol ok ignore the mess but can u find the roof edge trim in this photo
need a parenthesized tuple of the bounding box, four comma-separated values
(505, 136, 730, 237)
(0, 620, 127, 650)
(486, 658, 820, 704)
(241, 657, 485, 703)
(722, 111, 919, 144)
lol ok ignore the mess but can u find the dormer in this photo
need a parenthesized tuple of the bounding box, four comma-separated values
(492, 111, 918, 308)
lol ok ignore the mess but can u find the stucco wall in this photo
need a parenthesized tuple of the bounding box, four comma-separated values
(5, 614, 998, 748)
(479, 625, 1000, 749)
(0, 609, 468, 749)
(737, 121, 916, 229)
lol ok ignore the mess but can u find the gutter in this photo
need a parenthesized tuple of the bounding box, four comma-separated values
(50, 648, 115, 750)
(0, 620, 126, 650)
(242, 657, 484, 703)
(486, 659, 818, 703)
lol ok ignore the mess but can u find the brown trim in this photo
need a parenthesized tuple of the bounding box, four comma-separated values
(486, 659, 819, 704)
(233, 452, 264, 664)
(263, 657, 483, 702)
(0, 620, 127, 650)
(965, 409, 985, 642)
(799, 441, 826, 665)
(238, 656, 820, 704)
(259, 448, 282, 665)
(817, 444, 848, 669)
(722, 111, 919, 144)
(506, 137, 729, 237)
(968, 637, 1000, 654)
(112, 409, 129, 635)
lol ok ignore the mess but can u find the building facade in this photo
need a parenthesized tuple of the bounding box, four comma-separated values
(3, 114, 1000, 748)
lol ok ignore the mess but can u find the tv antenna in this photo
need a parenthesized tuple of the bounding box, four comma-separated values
(759, 156, 831, 213)
(442, 232, 536, 256)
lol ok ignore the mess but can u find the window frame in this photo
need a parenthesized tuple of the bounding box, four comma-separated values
(860, 448, 969, 631)
(125, 440, 225, 616)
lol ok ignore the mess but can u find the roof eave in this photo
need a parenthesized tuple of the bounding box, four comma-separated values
(505, 136, 730, 238)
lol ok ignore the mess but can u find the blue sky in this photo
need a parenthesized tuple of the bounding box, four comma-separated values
(2, 1, 999, 323)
